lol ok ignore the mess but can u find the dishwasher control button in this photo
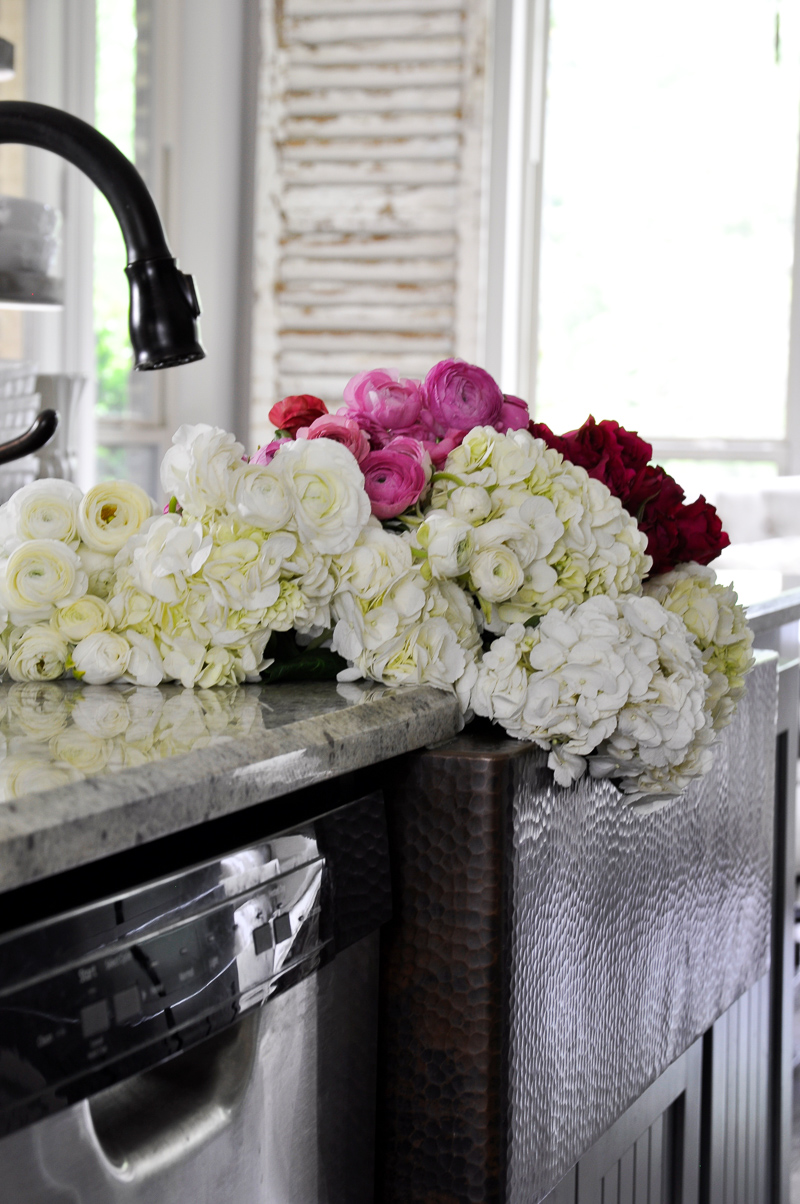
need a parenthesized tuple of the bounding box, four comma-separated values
(113, 985, 141, 1024)
(80, 999, 110, 1039)
(253, 923, 273, 955)
(273, 913, 292, 944)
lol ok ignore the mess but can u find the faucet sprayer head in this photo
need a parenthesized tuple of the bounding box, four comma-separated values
(127, 258, 205, 370)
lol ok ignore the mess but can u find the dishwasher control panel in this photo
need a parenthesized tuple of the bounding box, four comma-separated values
(0, 791, 390, 1140)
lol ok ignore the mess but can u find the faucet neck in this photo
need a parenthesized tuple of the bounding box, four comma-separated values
(0, 100, 171, 265)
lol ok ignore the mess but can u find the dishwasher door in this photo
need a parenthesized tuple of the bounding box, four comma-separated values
(0, 936, 377, 1204)
(0, 792, 389, 1204)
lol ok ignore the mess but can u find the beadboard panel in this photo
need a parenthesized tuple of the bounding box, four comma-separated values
(251, 0, 492, 442)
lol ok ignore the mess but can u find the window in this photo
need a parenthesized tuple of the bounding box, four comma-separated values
(94, 0, 160, 496)
(534, 0, 800, 491)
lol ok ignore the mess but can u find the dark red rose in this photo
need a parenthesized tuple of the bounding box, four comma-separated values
(626, 468, 729, 575)
(528, 419, 571, 458)
(531, 416, 730, 576)
(674, 495, 730, 566)
(268, 394, 328, 437)
(626, 465, 685, 575)
(530, 415, 652, 500)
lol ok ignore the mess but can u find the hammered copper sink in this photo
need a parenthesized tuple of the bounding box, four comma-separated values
(376, 654, 778, 1204)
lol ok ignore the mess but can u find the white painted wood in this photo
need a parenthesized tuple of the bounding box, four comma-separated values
(283, 232, 458, 257)
(281, 135, 461, 161)
(283, 184, 458, 232)
(286, 61, 464, 90)
(288, 36, 464, 64)
(284, 86, 462, 116)
(284, 12, 463, 42)
(282, 158, 459, 185)
(251, 0, 493, 443)
(286, 0, 464, 15)
(281, 256, 455, 282)
(280, 349, 439, 372)
(279, 330, 450, 352)
(280, 280, 454, 304)
(283, 111, 462, 138)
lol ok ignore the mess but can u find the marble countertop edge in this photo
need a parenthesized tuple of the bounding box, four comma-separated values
(0, 686, 464, 892)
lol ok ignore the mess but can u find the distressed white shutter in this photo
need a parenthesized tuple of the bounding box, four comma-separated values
(250, 0, 491, 442)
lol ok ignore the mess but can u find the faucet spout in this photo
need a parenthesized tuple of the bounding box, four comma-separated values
(0, 100, 204, 370)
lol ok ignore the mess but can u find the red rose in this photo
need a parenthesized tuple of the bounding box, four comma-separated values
(626, 468, 729, 575)
(626, 465, 685, 575)
(268, 394, 328, 437)
(530, 416, 730, 576)
(674, 495, 730, 566)
(530, 415, 652, 500)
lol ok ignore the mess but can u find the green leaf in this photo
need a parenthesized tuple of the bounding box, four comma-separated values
(260, 630, 348, 683)
(260, 648, 347, 683)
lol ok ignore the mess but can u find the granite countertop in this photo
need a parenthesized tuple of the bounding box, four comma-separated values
(0, 679, 464, 893)
(0, 575, 792, 895)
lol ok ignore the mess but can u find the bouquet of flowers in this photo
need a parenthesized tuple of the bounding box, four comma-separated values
(0, 358, 753, 802)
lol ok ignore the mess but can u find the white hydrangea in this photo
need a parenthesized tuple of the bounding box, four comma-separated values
(643, 562, 754, 731)
(425, 428, 651, 632)
(471, 594, 709, 793)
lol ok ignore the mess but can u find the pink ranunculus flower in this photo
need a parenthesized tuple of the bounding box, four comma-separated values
(342, 368, 424, 433)
(423, 429, 468, 469)
(496, 394, 530, 432)
(249, 437, 291, 466)
(361, 438, 431, 519)
(296, 414, 370, 463)
(423, 359, 504, 436)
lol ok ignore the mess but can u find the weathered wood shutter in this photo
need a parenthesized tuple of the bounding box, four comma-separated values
(250, 0, 491, 441)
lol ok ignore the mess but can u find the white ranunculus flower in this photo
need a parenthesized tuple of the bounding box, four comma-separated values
(161, 423, 247, 518)
(0, 754, 82, 800)
(71, 631, 132, 685)
(77, 480, 155, 554)
(77, 544, 116, 599)
(232, 463, 293, 531)
(8, 625, 70, 682)
(0, 539, 87, 623)
(51, 594, 114, 642)
(119, 514, 212, 605)
(7, 682, 68, 738)
(416, 512, 474, 579)
(274, 437, 371, 555)
(0, 478, 82, 551)
(50, 728, 111, 774)
(71, 688, 130, 738)
(446, 485, 493, 524)
(469, 545, 524, 603)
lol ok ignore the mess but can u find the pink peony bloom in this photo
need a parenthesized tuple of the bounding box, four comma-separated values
(496, 394, 530, 432)
(296, 414, 370, 462)
(250, 437, 291, 466)
(342, 368, 424, 434)
(361, 438, 430, 519)
(423, 359, 504, 436)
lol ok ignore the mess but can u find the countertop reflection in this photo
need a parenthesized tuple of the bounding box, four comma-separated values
(0, 678, 464, 892)
(0, 681, 271, 802)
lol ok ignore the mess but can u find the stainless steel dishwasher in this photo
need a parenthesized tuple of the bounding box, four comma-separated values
(0, 791, 390, 1203)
